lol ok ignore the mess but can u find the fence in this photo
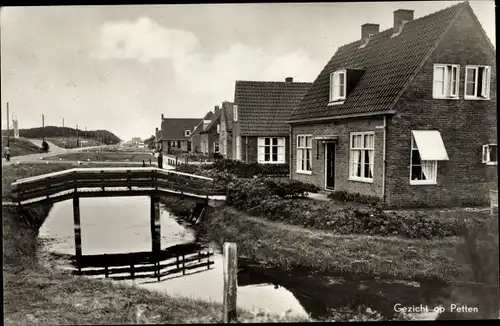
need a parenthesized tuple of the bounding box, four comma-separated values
(490, 190, 498, 215)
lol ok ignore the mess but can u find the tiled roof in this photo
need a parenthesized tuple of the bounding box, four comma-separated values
(161, 118, 200, 140)
(200, 109, 222, 134)
(222, 101, 234, 131)
(235, 80, 312, 136)
(289, 2, 467, 121)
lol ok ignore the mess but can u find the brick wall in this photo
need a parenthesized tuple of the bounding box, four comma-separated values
(385, 8, 497, 208)
(291, 117, 384, 195)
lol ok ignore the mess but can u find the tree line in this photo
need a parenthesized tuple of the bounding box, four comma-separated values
(1, 126, 121, 144)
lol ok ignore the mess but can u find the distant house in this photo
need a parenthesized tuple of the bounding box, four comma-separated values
(219, 101, 235, 159)
(131, 137, 141, 146)
(200, 106, 222, 157)
(158, 114, 200, 154)
(232, 77, 312, 164)
(190, 111, 214, 154)
(287, 2, 496, 208)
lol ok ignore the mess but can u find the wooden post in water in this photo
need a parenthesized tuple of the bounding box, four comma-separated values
(73, 196, 82, 272)
(223, 242, 237, 323)
(150, 195, 161, 281)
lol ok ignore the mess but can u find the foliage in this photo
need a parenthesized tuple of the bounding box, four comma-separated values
(328, 190, 381, 206)
(205, 159, 289, 178)
(226, 178, 489, 239)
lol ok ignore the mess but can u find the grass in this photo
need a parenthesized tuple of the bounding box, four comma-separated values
(47, 149, 154, 163)
(2, 162, 310, 324)
(1, 137, 45, 157)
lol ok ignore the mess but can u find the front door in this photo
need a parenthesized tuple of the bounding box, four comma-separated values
(325, 142, 335, 190)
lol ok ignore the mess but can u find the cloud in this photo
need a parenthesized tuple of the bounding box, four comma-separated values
(93, 17, 198, 63)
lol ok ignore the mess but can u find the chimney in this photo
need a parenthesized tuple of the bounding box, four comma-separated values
(161, 114, 164, 120)
(214, 105, 220, 113)
(285, 77, 293, 83)
(361, 23, 379, 40)
(393, 9, 414, 34)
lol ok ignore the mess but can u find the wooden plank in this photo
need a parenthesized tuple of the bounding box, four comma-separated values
(223, 242, 238, 323)
(73, 197, 82, 270)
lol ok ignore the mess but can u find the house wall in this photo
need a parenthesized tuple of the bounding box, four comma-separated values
(191, 131, 202, 153)
(385, 8, 497, 208)
(240, 135, 290, 164)
(291, 117, 384, 196)
(220, 111, 233, 159)
(200, 133, 209, 154)
(232, 117, 241, 160)
(162, 139, 190, 153)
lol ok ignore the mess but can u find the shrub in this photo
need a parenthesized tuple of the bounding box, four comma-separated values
(328, 190, 381, 206)
(41, 140, 49, 152)
(205, 159, 289, 178)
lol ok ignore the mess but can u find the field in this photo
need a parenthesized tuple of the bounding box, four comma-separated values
(46, 147, 155, 163)
(1, 137, 45, 157)
(2, 162, 309, 324)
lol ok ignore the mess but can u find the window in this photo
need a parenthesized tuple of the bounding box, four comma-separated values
(258, 137, 285, 164)
(349, 132, 374, 182)
(235, 136, 241, 160)
(184, 130, 191, 137)
(433, 64, 459, 98)
(217, 124, 220, 133)
(233, 105, 238, 122)
(296, 135, 312, 173)
(482, 144, 497, 165)
(465, 65, 491, 99)
(410, 135, 437, 184)
(213, 142, 220, 153)
(329, 70, 346, 102)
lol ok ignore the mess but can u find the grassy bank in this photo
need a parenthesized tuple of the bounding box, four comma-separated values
(46, 150, 154, 163)
(2, 163, 308, 324)
(1, 137, 45, 157)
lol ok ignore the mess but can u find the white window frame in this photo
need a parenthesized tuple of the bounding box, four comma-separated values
(213, 142, 220, 153)
(432, 64, 460, 99)
(410, 135, 438, 185)
(465, 65, 491, 100)
(184, 130, 191, 137)
(235, 135, 242, 160)
(349, 131, 375, 183)
(329, 69, 347, 103)
(296, 135, 312, 174)
(233, 105, 238, 122)
(217, 124, 220, 133)
(482, 144, 497, 165)
(257, 137, 285, 164)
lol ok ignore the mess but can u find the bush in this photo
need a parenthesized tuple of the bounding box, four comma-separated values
(41, 140, 49, 152)
(206, 159, 289, 178)
(328, 190, 381, 206)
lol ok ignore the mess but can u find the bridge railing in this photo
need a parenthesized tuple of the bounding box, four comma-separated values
(11, 167, 226, 204)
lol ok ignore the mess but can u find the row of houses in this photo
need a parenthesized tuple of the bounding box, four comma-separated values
(154, 2, 496, 208)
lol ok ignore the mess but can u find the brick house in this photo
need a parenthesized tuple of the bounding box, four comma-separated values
(190, 111, 214, 154)
(287, 2, 496, 208)
(200, 106, 222, 157)
(159, 114, 199, 154)
(220, 101, 235, 159)
(232, 77, 312, 163)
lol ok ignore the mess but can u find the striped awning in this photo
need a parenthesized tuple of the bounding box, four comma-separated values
(411, 130, 449, 161)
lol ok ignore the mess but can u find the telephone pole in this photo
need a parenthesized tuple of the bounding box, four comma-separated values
(76, 124, 79, 148)
(62, 118, 65, 148)
(6, 102, 10, 146)
(42, 114, 45, 141)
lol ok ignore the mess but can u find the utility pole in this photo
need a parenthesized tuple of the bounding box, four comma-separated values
(76, 124, 79, 148)
(42, 114, 45, 141)
(6, 102, 10, 146)
(85, 127, 87, 147)
(62, 118, 65, 148)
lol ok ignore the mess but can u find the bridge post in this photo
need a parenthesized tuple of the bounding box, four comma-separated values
(150, 195, 161, 281)
(73, 196, 82, 272)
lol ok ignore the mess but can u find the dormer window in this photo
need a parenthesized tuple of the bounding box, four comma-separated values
(330, 70, 346, 103)
(433, 64, 459, 99)
(184, 130, 191, 137)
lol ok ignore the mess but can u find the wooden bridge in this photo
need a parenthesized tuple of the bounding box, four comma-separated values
(10, 167, 226, 279)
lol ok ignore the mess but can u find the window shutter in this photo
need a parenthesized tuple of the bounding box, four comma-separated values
(277, 137, 285, 147)
(482, 66, 491, 98)
(233, 105, 238, 122)
(278, 144, 285, 163)
(482, 145, 489, 163)
(258, 145, 265, 163)
(258, 138, 265, 147)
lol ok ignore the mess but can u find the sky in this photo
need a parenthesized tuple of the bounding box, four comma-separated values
(1, 1, 496, 141)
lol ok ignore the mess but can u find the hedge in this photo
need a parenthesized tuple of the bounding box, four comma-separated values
(204, 159, 289, 178)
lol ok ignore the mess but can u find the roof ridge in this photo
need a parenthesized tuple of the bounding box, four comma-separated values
(336, 1, 467, 51)
(235, 80, 313, 84)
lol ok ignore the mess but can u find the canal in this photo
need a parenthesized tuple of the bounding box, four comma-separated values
(38, 196, 447, 321)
